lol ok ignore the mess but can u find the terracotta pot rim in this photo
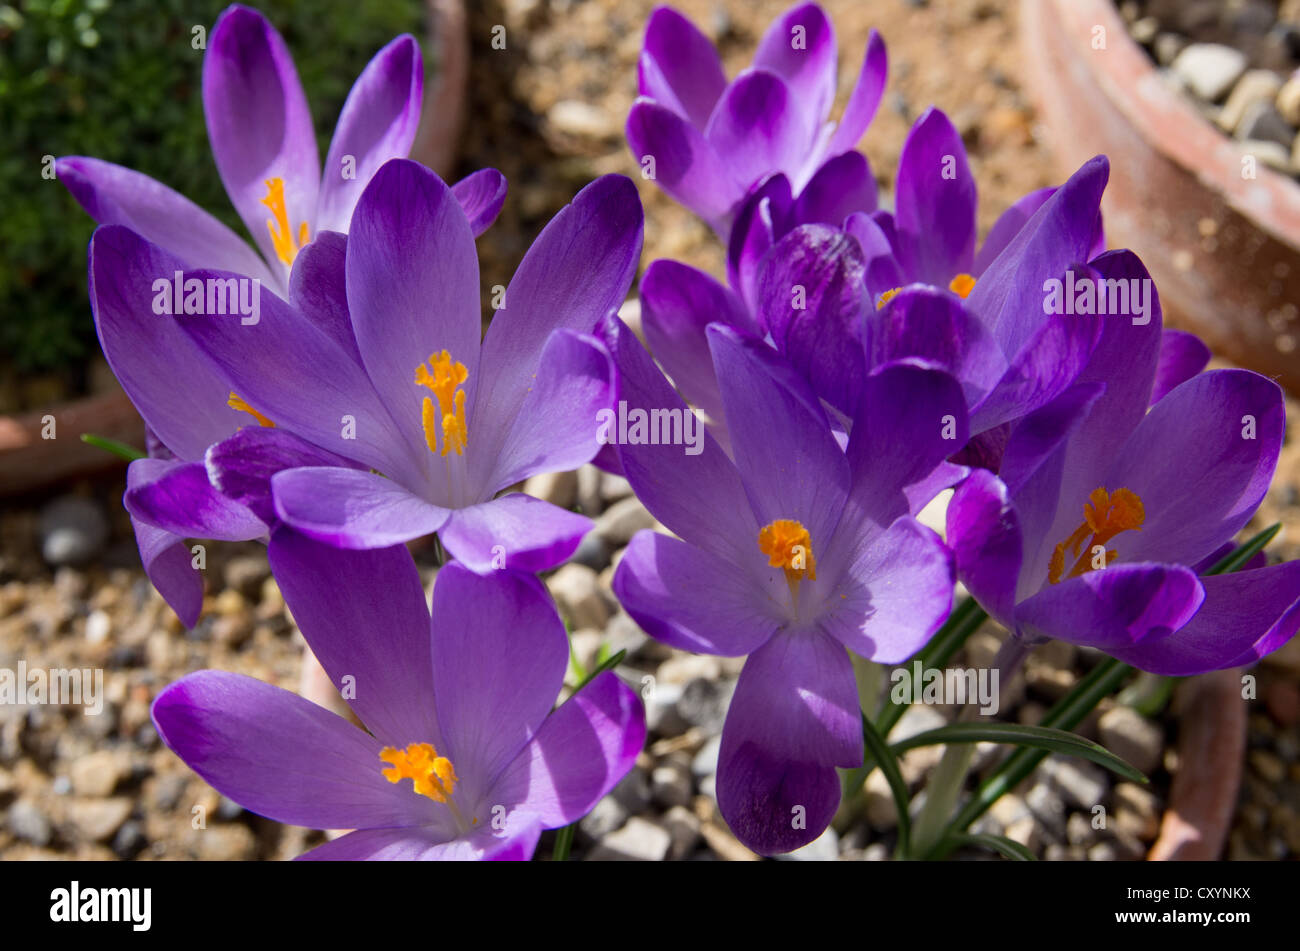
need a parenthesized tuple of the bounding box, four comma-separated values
(1056, 0, 1300, 254)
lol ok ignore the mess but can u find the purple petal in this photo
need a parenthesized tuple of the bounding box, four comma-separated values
(601, 316, 758, 563)
(1015, 563, 1205, 652)
(438, 493, 593, 574)
(271, 466, 450, 548)
(641, 259, 753, 425)
(753, 2, 837, 131)
(492, 671, 645, 827)
(315, 35, 423, 234)
(973, 186, 1055, 276)
(638, 6, 727, 128)
(827, 30, 888, 156)
(844, 211, 906, 303)
(346, 159, 480, 459)
(627, 98, 740, 232)
(868, 285, 1006, 405)
(819, 515, 954, 663)
(203, 6, 319, 274)
(476, 330, 613, 495)
(704, 70, 809, 191)
(970, 156, 1109, 355)
(296, 819, 542, 861)
(708, 325, 850, 546)
(1111, 561, 1300, 675)
(451, 169, 508, 237)
(792, 151, 878, 226)
(717, 629, 860, 854)
(152, 670, 435, 831)
(267, 530, 440, 748)
(1103, 369, 1284, 568)
(87, 226, 239, 461)
(1151, 329, 1211, 404)
(130, 513, 203, 628)
(894, 108, 976, 284)
(124, 457, 266, 542)
(756, 224, 868, 415)
(969, 305, 1102, 434)
(58, 157, 275, 287)
(613, 530, 780, 656)
(429, 564, 569, 801)
(205, 425, 364, 526)
(727, 173, 794, 314)
(287, 229, 360, 364)
(946, 469, 1023, 626)
(472, 175, 642, 471)
(173, 260, 423, 486)
(845, 360, 970, 527)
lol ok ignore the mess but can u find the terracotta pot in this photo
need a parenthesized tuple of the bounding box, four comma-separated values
(1148, 668, 1247, 860)
(0, 387, 142, 496)
(1020, 0, 1300, 394)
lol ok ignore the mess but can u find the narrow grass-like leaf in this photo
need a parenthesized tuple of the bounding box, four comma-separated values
(861, 712, 912, 859)
(80, 433, 145, 461)
(890, 722, 1146, 784)
(951, 832, 1037, 861)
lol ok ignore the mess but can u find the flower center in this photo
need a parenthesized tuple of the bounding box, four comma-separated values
(260, 177, 310, 267)
(415, 351, 469, 457)
(758, 519, 817, 597)
(876, 287, 901, 309)
(227, 392, 274, 427)
(380, 742, 459, 803)
(1048, 487, 1145, 584)
(949, 273, 976, 298)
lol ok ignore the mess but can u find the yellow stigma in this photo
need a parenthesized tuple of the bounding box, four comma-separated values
(758, 518, 817, 595)
(876, 287, 902, 309)
(227, 392, 275, 428)
(949, 273, 976, 298)
(1048, 487, 1145, 584)
(380, 743, 459, 803)
(260, 177, 310, 266)
(415, 351, 469, 456)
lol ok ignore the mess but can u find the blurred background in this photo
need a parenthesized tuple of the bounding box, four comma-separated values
(1, 0, 1298, 861)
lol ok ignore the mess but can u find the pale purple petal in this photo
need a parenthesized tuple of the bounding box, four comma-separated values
(316, 35, 424, 233)
(203, 5, 319, 273)
(438, 494, 592, 574)
(827, 30, 888, 156)
(152, 670, 437, 831)
(639, 6, 727, 128)
(613, 530, 780, 656)
(271, 466, 450, 548)
(716, 629, 860, 854)
(491, 671, 645, 827)
(267, 530, 440, 747)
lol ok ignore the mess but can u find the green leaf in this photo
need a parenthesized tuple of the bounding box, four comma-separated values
(860, 712, 912, 859)
(80, 432, 144, 461)
(551, 823, 575, 862)
(890, 722, 1147, 784)
(1204, 523, 1279, 575)
(573, 649, 626, 694)
(951, 832, 1037, 861)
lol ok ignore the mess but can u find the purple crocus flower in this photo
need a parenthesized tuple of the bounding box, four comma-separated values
(603, 317, 963, 854)
(945, 260, 1300, 675)
(640, 154, 1114, 470)
(87, 223, 374, 626)
(152, 532, 645, 860)
(627, 2, 886, 238)
(727, 106, 1076, 315)
(168, 158, 643, 572)
(58, 4, 507, 297)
